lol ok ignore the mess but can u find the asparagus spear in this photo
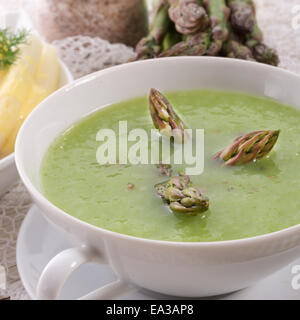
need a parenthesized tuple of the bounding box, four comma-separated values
(203, 0, 230, 55)
(162, 28, 183, 51)
(149, 88, 186, 142)
(222, 31, 255, 61)
(159, 31, 210, 57)
(155, 175, 209, 215)
(157, 163, 172, 176)
(168, 0, 209, 35)
(245, 37, 279, 66)
(227, 0, 255, 35)
(213, 130, 280, 166)
(240, 3, 279, 66)
(248, 17, 263, 42)
(227, 0, 279, 65)
(223, 40, 255, 61)
(135, 0, 171, 59)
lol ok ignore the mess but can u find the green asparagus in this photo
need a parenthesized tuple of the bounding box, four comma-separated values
(159, 31, 210, 56)
(240, 3, 279, 66)
(222, 28, 255, 61)
(223, 39, 255, 61)
(155, 175, 209, 215)
(203, 0, 230, 55)
(162, 28, 183, 51)
(246, 38, 279, 66)
(135, 0, 171, 59)
(213, 130, 280, 166)
(157, 163, 173, 176)
(168, 0, 209, 35)
(227, 0, 255, 35)
(149, 88, 186, 142)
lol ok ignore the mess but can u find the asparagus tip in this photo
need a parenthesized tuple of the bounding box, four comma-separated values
(149, 88, 185, 143)
(214, 130, 280, 166)
(155, 175, 209, 215)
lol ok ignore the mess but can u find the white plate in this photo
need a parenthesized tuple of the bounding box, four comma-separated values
(17, 206, 300, 300)
(0, 10, 73, 197)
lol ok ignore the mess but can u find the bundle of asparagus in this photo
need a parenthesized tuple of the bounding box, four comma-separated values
(135, 0, 279, 66)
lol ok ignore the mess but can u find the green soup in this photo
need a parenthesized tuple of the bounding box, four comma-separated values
(41, 90, 300, 242)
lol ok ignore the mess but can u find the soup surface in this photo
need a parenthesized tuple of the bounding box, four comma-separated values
(41, 90, 300, 242)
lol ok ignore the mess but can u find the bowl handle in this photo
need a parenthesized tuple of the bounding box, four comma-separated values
(36, 246, 137, 300)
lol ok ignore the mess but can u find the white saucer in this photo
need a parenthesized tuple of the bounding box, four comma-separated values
(17, 206, 300, 300)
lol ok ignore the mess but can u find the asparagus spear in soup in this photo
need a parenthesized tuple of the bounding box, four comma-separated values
(155, 175, 209, 215)
(157, 163, 173, 177)
(213, 130, 280, 166)
(149, 88, 186, 143)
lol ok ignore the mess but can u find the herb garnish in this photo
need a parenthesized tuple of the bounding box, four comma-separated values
(0, 28, 30, 70)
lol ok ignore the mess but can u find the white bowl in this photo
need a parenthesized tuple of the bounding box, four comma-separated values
(0, 61, 73, 197)
(15, 57, 300, 299)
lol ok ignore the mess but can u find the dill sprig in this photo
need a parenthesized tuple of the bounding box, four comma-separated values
(0, 28, 30, 70)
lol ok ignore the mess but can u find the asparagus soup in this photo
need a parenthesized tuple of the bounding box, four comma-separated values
(41, 89, 300, 242)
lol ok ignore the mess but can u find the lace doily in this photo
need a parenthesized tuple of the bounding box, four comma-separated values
(0, 0, 300, 300)
(0, 181, 32, 300)
(53, 36, 136, 79)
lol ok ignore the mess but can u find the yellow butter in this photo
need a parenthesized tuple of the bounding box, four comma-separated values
(0, 34, 43, 152)
(1, 42, 60, 156)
